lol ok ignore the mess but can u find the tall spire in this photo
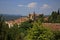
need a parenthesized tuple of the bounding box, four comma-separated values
(33, 11, 36, 20)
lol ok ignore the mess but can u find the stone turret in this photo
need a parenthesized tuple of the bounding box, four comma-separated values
(28, 12, 42, 21)
(28, 12, 36, 20)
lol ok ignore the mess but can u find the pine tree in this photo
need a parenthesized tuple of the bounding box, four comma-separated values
(0, 15, 9, 40)
(58, 8, 60, 15)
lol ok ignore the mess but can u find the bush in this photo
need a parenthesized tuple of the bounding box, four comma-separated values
(24, 21, 54, 40)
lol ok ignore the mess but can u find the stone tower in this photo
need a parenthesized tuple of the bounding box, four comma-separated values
(28, 12, 36, 20)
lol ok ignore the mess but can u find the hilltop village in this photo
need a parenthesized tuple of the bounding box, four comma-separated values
(5, 12, 60, 30)
(5, 12, 45, 28)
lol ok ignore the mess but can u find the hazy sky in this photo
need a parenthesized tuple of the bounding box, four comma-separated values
(0, 0, 60, 16)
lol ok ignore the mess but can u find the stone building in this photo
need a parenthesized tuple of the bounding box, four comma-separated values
(28, 12, 42, 21)
(5, 12, 43, 28)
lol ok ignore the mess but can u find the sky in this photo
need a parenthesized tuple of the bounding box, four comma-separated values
(0, 0, 60, 16)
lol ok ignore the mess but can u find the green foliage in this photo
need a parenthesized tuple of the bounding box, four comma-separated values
(56, 15, 60, 23)
(48, 11, 58, 23)
(38, 14, 44, 23)
(24, 21, 54, 40)
(0, 15, 9, 40)
(48, 10, 60, 23)
(19, 21, 33, 30)
(7, 24, 21, 40)
(0, 14, 60, 40)
(53, 31, 60, 40)
(19, 21, 33, 39)
(7, 21, 33, 40)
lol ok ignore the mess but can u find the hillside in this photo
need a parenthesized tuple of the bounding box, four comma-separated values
(0, 14, 22, 21)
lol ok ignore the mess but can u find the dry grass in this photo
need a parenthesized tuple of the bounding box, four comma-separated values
(42, 23, 60, 30)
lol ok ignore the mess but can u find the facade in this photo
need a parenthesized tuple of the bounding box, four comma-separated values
(5, 16, 28, 28)
(28, 12, 42, 20)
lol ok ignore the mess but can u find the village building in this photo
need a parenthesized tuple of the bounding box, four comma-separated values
(5, 12, 42, 28)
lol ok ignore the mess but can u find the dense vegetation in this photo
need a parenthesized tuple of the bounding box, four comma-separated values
(0, 9, 60, 40)
(48, 10, 60, 23)
(39, 9, 60, 23)
(0, 14, 60, 40)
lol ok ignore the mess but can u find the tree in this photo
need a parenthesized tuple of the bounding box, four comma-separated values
(58, 9, 60, 15)
(56, 15, 60, 23)
(7, 23, 22, 40)
(24, 21, 54, 40)
(18, 21, 33, 40)
(7, 20, 33, 40)
(48, 11, 58, 23)
(38, 14, 44, 23)
(0, 15, 9, 40)
(53, 31, 60, 40)
(48, 9, 60, 23)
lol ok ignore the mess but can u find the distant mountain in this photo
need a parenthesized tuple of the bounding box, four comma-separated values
(0, 14, 22, 21)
